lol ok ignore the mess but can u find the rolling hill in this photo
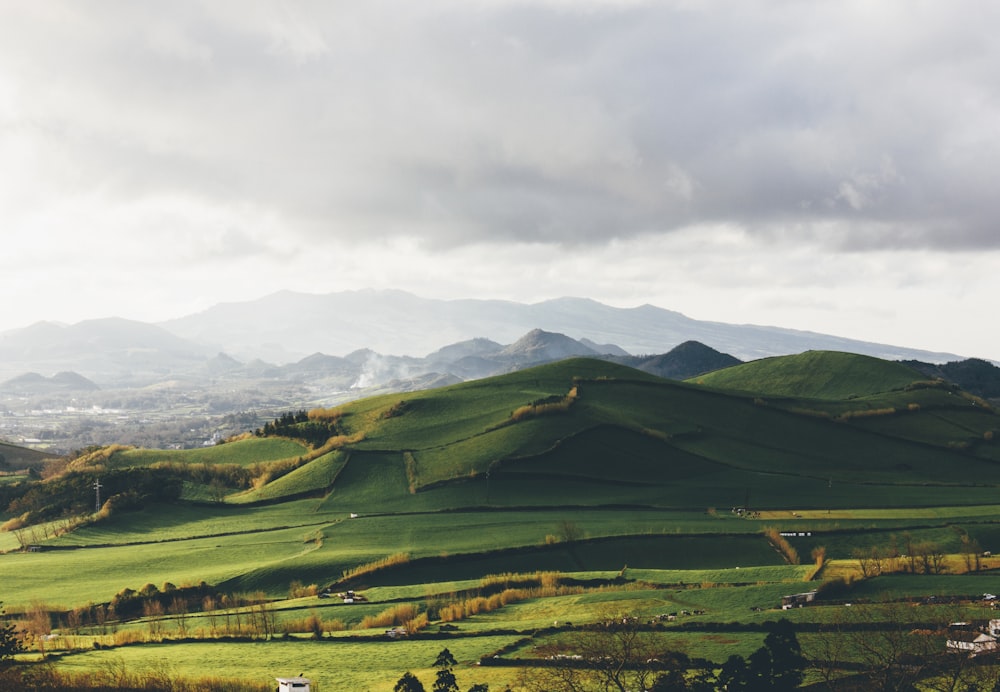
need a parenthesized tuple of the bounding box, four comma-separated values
(83, 353, 994, 516)
(3, 352, 1000, 690)
(686, 351, 928, 399)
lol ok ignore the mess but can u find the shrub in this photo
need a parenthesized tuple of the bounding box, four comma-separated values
(763, 527, 800, 565)
(358, 604, 420, 630)
(341, 552, 411, 583)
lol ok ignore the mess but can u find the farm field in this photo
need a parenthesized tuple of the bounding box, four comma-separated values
(3, 354, 1000, 689)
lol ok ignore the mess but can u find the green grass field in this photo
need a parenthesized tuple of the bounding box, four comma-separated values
(2, 354, 1000, 689)
(111, 437, 310, 468)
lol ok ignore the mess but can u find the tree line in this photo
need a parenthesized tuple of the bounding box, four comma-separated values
(254, 409, 345, 447)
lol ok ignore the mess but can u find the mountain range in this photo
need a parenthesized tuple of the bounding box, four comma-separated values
(0, 290, 975, 389)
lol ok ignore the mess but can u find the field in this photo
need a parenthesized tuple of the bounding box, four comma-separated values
(2, 354, 1000, 690)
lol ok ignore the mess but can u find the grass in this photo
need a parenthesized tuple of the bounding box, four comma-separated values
(229, 450, 349, 503)
(3, 356, 1000, 687)
(52, 637, 523, 692)
(0, 526, 320, 609)
(689, 351, 926, 399)
(111, 437, 310, 468)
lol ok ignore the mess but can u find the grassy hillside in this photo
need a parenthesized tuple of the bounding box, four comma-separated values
(689, 350, 925, 399)
(4, 355, 1000, 690)
(6, 356, 999, 521)
(110, 437, 309, 468)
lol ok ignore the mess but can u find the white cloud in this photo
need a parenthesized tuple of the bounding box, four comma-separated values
(0, 1, 997, 360)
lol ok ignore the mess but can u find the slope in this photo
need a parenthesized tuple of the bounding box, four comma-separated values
(229, 357, 1000, 511)
(688, 350, 925, 399)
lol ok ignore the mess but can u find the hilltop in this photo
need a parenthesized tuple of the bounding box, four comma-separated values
(688, 351, 927, 399)
(25, 353, 993, 521)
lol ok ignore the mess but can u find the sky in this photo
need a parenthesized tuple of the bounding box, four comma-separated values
(1, 1, 998, 360)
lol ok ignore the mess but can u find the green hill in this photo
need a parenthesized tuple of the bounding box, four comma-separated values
(216, 356, 1000, 511)
(8, 356, 999, 520)
(687, 350, 926, 399)
(4, 354, 1000, 690)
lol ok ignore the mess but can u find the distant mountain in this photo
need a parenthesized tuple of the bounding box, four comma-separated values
(425, 338, 504, 365)
(605, 340, 742, 380)
(0, 371, 100, 394)
(158, 289, 968, 364)
(0, 318, 215, 384)
(500, 328, 600, 364)
(0, 291, 980, 391)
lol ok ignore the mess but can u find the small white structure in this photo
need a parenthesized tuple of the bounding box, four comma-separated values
(276, 677, 311, 691)
(946, 631, 998, 656)
(780, 591, 817, 609)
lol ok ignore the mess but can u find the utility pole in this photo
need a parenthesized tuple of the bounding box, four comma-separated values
(93, 479, 103, 513)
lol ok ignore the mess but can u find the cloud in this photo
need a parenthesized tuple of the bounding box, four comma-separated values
(1, 1, 999, 360)
(3, 1, 998, 256)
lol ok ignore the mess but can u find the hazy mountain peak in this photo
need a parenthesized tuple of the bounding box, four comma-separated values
(501, 329, 599, 360)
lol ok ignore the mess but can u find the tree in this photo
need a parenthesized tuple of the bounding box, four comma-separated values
(716, 654, 751, 691)
(760, 618, 805, 690)
(395, 672, 426, 692)
(0, 603, 24, 667)
(808, 601, 936, 692)
(649, 651, 695, 691)
(517, 610, 676, 692)
(557, 520, 583, 543)
(433, 648, 459, 692)
(712, 620, 803, 691)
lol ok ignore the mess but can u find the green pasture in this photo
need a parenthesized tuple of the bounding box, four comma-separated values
(216, 511, 792, 594)
(136, 356, 1000, 517)
(5, 503, 809, 609)
(690, 351, 926, 400)
(230, 451, 349, 503)
(111, 437, 309, 468)
(827, 573, 1000, 602)
(346, 359, 634, 446)
(521, 626, 768, 664)
(4, 355, 1000, 688)
(9, 495, 1000, 611)
(53, 636, 523, 692)
(0, 526, 322, 609)
(49, 499, 340, 546)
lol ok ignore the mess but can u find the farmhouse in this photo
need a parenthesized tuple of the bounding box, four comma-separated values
(780, 591, 817, 609)
(946, 630, 998, 656)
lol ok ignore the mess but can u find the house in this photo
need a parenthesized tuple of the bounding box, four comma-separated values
(946, 630, 998, 656)
(780, 591, 817, 609)
(276, 677, 311, 691)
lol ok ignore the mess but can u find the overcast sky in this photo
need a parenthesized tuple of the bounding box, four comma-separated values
(1, 1, 998, 360)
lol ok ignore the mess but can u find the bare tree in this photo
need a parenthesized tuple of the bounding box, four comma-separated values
(807, 601, 957, 692)
(516, 609, 691, 692)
